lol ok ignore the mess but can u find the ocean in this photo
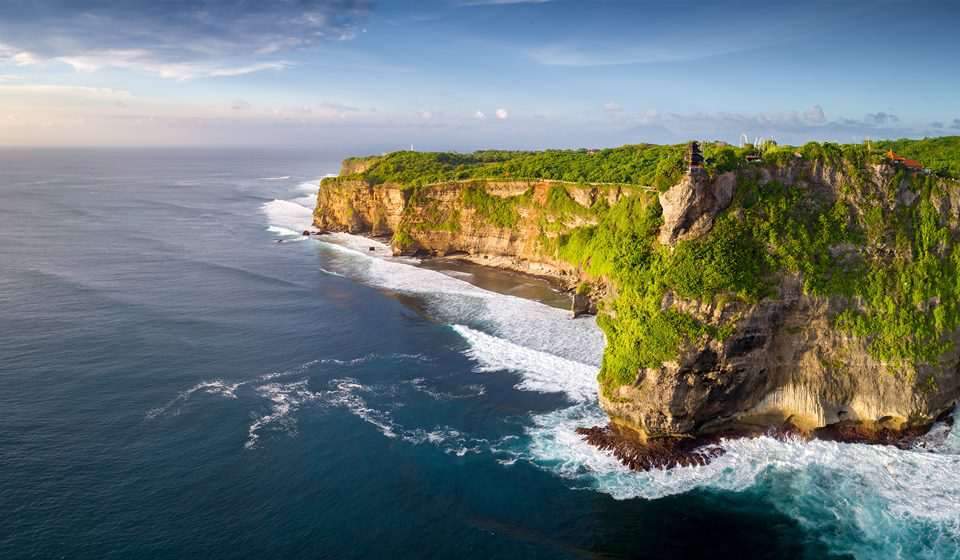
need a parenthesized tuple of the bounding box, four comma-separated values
(1, 147, 958, 559)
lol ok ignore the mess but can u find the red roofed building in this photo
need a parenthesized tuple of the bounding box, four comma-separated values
(886, 150, 924, 171)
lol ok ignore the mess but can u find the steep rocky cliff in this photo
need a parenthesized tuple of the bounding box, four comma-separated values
(315, 158, 634, 288)
(602, 160, 960, 443)
(315, 147, 960, 454)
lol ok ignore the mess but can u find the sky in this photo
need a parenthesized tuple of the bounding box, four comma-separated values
(1, 0, 959, 151)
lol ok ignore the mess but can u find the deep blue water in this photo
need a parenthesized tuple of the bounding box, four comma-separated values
(2, 148, 958, 559)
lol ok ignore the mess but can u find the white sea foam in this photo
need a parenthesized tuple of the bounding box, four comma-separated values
(322, 378, 487, 455)
(262, 198, 314, 233)
(405, 377, 486, 400)
(260, 176, 291, 181)
(145, 379, 243, 419)
(314, 233, 605, 367)
(267, 225, 305, 238)
(453, 324, 597, 403)
(246, 380, 320, 449)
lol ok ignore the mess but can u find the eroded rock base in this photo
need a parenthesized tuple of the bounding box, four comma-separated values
(578, 415, 950, 471)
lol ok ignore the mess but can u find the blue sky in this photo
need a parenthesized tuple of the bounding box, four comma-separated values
(1, 0, 958, 149)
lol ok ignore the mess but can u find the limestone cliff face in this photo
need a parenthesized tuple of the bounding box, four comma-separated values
(314, 173, 629, 288)
(604, 161, 960, 441)
(658, 171, 736, 245)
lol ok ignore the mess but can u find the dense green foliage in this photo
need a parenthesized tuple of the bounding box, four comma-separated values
(548, 148, 960, 393)
(549, 193, 774, 393)
(835, 179, 960, 365)
(874, 137, 960, 178)
(354, 145, 692, 188)
(461, 185, 531, 228)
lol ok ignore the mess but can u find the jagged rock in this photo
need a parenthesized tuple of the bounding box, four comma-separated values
(658, 171, 735, 245)
(571, 293, 592, 318)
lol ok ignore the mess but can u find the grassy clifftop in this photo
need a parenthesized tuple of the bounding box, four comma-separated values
(333, 137, 960, 191)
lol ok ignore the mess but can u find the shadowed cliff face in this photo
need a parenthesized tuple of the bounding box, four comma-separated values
(315, 156, 960, 445)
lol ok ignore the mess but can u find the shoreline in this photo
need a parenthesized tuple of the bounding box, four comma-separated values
(308, 230, 584, 314)
(577, 410, 954, 471)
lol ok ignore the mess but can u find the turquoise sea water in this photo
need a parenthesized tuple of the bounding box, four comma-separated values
(2, 148, 958, 559)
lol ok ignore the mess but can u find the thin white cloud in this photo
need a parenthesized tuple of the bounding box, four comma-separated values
(495, 108, 509, 120)
(58, 50, 289, 80)
(208, 62, 289, 78)
(474, 110, 486, 119)
(0, 84, 133, 100)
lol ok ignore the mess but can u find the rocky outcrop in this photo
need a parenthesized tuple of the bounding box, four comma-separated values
(658, 171, 735, 245)
(604, 162, 960, 450)
(601, 274, 960, 442)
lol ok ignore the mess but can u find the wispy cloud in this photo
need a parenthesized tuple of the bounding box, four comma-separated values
(0, 83, 133, 100)
(56, 49, 289, 80)
(0, 1, 368, 79)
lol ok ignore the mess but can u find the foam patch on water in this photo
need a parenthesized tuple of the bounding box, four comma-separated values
(246, 380, 320, 448)
(405, 377, 487, 401)
(453, 324, 597, 403)
(260, 176, 291, 181)
(322, 378, 488, 456)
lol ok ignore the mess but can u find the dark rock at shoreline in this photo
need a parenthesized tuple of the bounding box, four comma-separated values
(576, 424, 725, 470)
(579, 414, 948, 472)
(571, 293, 592, 319)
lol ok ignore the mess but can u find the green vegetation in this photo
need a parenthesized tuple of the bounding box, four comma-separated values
(548, 193, 770, 393)
(355, 136, 960, 395)
(874, 136, 960, 178)
(349, 145, 693, 188)
(461, 185, 531, 228)
(544, 139, 960, 394)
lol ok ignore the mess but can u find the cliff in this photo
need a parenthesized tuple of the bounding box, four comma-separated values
(315, 157, 638, 289)
(315, 143, 960, 456)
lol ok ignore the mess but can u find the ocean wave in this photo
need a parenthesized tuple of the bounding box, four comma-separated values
(260, 176, 291, 181)
(314, 233, 605, 367)
(262, 198, 314, 233)
(452, 324, 597, 403)
(520, 400, 960, 558)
